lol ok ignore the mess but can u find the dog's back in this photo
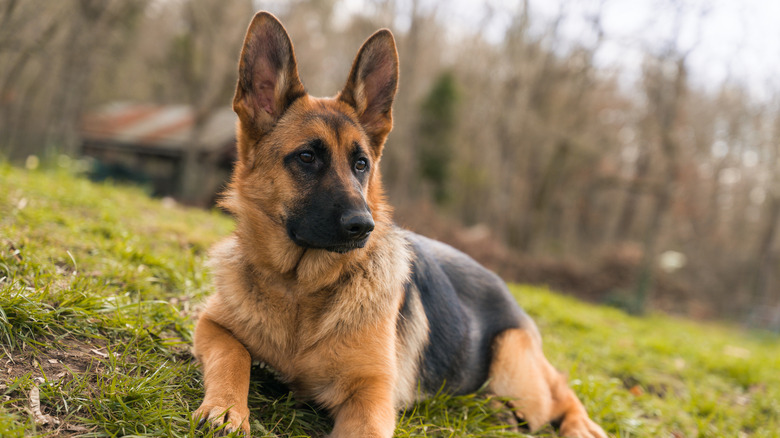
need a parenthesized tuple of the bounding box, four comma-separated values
(401, 231, 536, 395)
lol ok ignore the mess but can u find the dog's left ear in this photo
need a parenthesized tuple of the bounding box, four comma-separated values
(338, 29, 399, 155)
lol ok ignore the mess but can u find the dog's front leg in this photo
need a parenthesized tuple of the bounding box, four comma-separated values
(192, 315, 252, 435)
(328, 375, 396, 438)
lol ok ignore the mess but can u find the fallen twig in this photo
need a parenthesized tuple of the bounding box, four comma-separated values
(29, 386, 60, 426)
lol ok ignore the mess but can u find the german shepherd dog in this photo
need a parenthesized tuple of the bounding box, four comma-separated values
(193, 11, 606, 438)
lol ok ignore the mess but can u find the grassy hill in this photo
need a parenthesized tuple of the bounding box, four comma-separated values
(1, 163, 779, 437)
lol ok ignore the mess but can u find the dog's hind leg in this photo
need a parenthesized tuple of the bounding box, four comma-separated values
(487, 326, 607, 438)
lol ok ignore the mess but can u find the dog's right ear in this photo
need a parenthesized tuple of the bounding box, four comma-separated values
(233, 12, 305, 146)
(338, 29, 399, 156)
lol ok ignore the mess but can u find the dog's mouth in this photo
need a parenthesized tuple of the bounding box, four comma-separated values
(290, 231, 370, 253)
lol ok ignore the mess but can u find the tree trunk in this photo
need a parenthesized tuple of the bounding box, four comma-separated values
(615, 148, 651, 241)
(517, 138, 570, 252)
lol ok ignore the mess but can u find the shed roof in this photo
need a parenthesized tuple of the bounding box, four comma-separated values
(81, 102, 236, 152)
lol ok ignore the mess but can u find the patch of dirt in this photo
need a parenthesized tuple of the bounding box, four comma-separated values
(2, 337, 107, 382)
(1, 337, 110, 437)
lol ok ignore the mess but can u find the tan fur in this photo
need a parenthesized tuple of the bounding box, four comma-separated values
(393, 283, 430, 408)
(489, 329, 606, 437)
(197, 217, 412, 436)
(192, 316, 252, 433)
(192, 13, 410, 436)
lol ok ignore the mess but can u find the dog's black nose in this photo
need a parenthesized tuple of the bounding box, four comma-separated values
(341, 211, 375, 240)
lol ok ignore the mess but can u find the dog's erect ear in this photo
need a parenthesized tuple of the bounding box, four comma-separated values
(233, 12, 305, 141)
(338, 29, 399, 155)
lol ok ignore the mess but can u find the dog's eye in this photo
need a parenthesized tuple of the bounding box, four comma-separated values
(355, 158, 368, 172)
(299, 151, 315, 164)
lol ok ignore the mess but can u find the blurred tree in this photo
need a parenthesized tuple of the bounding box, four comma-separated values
(0, 0, 145, 159)
(416, 71, 459, 204)
(168, 0, 253, 203)
(630, 52, 688, 313)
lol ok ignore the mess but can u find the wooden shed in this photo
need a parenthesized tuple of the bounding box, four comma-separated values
(80, 102, 237, 206)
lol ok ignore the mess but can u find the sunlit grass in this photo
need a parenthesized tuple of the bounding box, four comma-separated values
(1, 163, 779, 437)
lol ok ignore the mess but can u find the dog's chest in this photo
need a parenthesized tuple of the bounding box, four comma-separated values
(225, 284, 328, 356)
(215, 273, 395, 376)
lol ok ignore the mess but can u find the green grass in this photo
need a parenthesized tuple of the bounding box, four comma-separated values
(1, 162, 779, 437)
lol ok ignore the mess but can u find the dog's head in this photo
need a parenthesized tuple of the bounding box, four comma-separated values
(226, 12, 398, 255)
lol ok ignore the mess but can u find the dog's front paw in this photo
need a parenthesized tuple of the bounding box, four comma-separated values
(193, 403, 250, 436)
(559, 413, 607, 438)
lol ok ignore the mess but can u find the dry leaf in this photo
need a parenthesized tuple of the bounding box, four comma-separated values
(63, 423, 89, 432)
